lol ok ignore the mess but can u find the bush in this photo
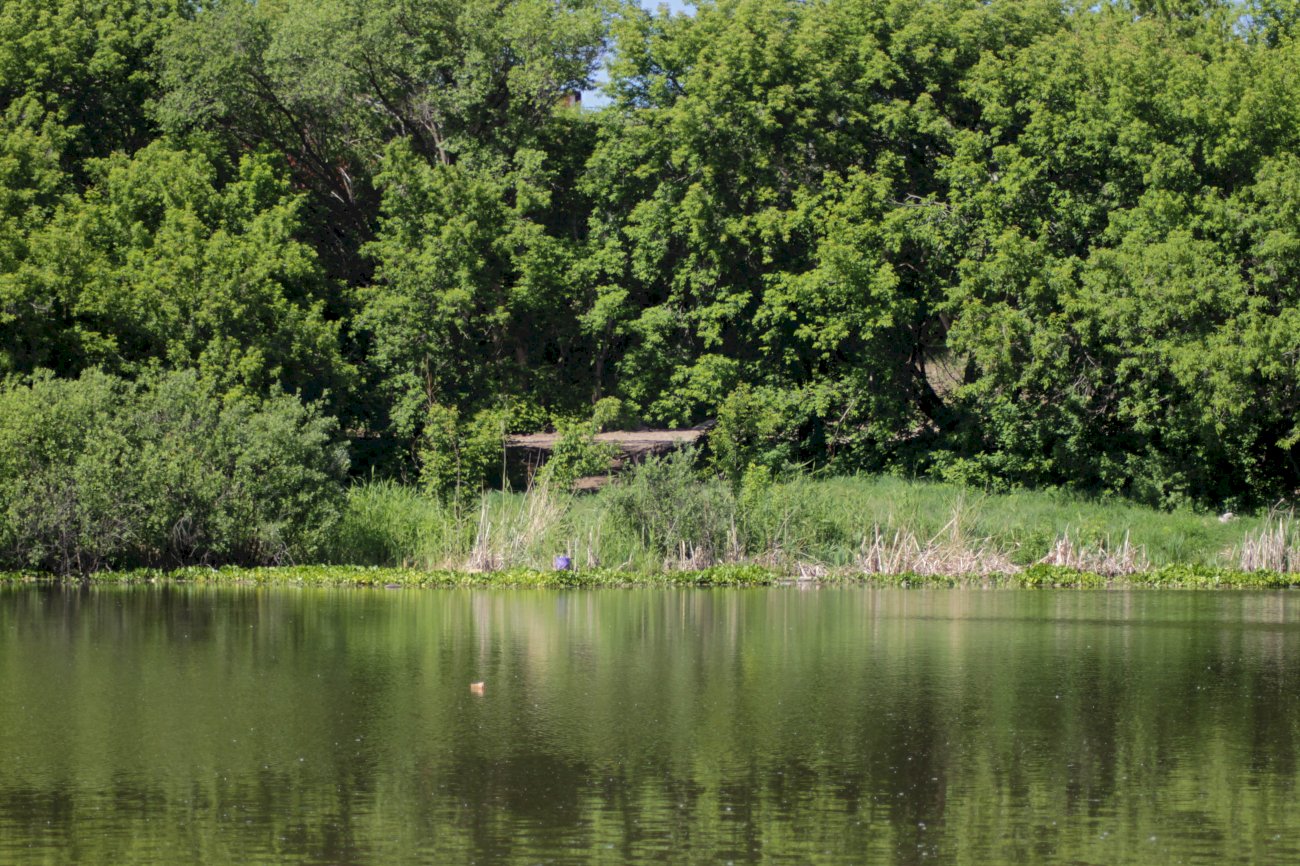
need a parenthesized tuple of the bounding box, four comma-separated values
(0, 369, 348, 573)
(538, 417, 617, 489)
(604, 449, 737, 564)
(417, 404, 508, 502)
(711, 384, 799, 485)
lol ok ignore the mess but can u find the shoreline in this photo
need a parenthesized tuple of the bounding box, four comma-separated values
(2, 563, 1298, 589)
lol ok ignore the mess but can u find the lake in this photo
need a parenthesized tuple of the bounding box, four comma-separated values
(1, 585, 1298, 864)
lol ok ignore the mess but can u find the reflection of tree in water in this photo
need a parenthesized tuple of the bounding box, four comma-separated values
(3, 587, 1300, 863)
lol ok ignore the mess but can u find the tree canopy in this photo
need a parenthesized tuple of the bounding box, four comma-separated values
(2, 0, 1299, 510)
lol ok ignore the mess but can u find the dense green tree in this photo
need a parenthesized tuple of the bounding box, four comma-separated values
(159, 0, 612, 448)
(2, 0, 1299, 516)
(0, 0, 185, 172)
(358, 129, 599, 440)
(0, 142, 353, 406)
(158, 0, 610, 279)
(936, 4, 1300, 505)
(0, 0, 188, 384)
(586, 0, 1061, 451)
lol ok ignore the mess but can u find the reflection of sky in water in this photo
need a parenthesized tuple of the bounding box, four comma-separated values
(583, 0, 695, 107)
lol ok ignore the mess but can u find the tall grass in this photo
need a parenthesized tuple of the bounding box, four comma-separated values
(1236, 513, 1298, 573)
(326, 479, 462, 567)
(328, 464, 1289, 576)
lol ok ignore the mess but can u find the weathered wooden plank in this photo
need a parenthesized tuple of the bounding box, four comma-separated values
(506, 426, 708, 458)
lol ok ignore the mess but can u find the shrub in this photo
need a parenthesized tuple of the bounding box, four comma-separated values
(0, 369, 348, 573)
(604, 449, 737, 566)
(538, 417, 618, 489)
(417, 404, 508, 502)
(711, 384, 787, 484)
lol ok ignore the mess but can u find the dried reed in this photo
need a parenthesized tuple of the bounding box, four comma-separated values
(465, 482, 566, 571)
(1237, 514, 1298, 573)
(1037, 530, 1149, 576)
(855, 509, 1019, 576)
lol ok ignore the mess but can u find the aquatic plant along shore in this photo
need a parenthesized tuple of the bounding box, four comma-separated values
(0, 564, 1295, 588)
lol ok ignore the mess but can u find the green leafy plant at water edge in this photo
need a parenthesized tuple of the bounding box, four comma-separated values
(5, 563, 1296, 589)
(0, 563, 786, 588)
(0, 369, 347, 574)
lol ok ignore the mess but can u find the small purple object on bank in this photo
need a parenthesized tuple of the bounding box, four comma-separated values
(554, 555, 572, 571)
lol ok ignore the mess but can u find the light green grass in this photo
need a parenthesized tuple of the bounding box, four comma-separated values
(775, 475, 1262, 567)
(7, 473, 1284, 583)
(321, 473, 1284, 575)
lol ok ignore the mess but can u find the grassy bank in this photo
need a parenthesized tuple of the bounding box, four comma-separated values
(5, 465, 1295, 586)
(2, 563, 1298, 589)
(319, 466, 1297, 578)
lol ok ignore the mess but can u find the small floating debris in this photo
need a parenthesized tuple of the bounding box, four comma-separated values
(470, 681, 485, 695)
(383, 583, 402, 589)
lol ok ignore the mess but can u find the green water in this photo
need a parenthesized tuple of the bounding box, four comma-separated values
(1, 586, 1298, 865)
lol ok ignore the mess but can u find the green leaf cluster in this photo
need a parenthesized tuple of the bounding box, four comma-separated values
(0, 369, 348, 573)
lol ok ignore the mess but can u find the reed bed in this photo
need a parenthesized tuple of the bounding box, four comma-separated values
(856, 519, 1019, 577)
(323, 467, 1293, 578)
(1235, 514, 1298, 573)
(1037, 531, 1150, 577)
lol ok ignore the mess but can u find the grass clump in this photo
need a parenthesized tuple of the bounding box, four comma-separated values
(604, 450, 739, 568)
(1235, 514, 1299, 573)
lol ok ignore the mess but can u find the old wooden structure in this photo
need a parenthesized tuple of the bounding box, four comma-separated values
(506, 425, 711, 491)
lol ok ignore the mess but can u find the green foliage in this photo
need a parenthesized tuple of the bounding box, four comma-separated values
(6, 0, 1300, 531)
(358, 139, 596, 438)
(583, 0, 1300, 507)
(0, 0, 193, 383)
(1, 142, 354, 410)
(0, 369, 348, 573)
(605, 449, 737, 561)
(13, 559, 1294, 588)
(158, 0, 609, 292)
(591, 396, 628, 431)
(711, 384, 802, 483)
(586, 0, 1059, 437)
(4, 562, 790, 587)
(929, 5, 1300, 506)
(538, 417, 618, 488)
(0, 0, 183, 170)
(158, 0, 606, 199)
(417, 404, 508, 501)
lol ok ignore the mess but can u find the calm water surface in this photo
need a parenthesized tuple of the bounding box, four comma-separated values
(1, 586, 1298, 865)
